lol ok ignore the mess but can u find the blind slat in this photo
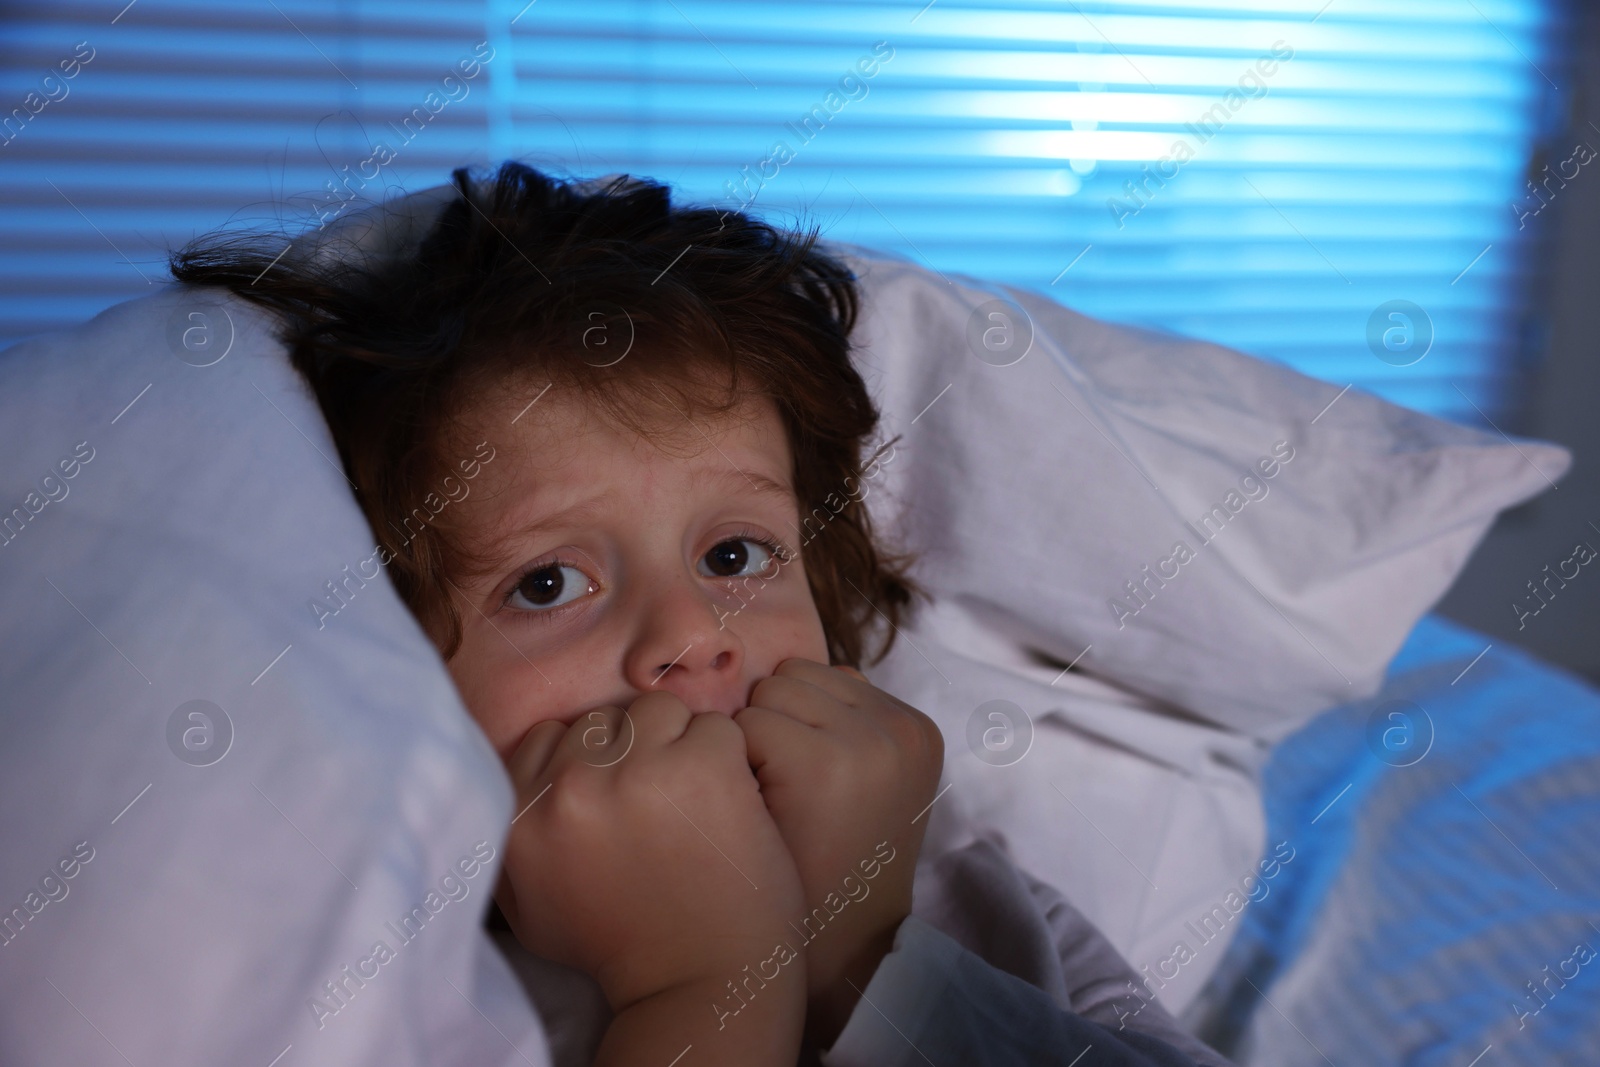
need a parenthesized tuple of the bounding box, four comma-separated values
(0, 0, 1566, 424)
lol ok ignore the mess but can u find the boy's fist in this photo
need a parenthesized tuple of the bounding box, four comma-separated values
(495, 690, 807, 1013)
(733, 659, 945, 1043)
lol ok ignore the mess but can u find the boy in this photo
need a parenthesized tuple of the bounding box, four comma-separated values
(172, 161, 1232, 1067)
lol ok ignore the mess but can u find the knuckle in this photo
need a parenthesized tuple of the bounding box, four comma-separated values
(750, 674, 801, 707)
(864, 726, 900, 767)
(531, 718, 567, 742)
(877, 706, 943, 779)
(903, 705, 942, 753)
(774, 656, 818, 678)
(748, 676, 781, 707)
(558, 713, 629, 770)
(881, 706, 923, 751)
(689, 709, 741, 750)
(544, 769, 603, 825)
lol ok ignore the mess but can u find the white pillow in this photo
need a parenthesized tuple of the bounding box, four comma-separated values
(832, 242, 1568, 739)
(823, 241, 1565, 1010)
(0, 287, 548, 1067)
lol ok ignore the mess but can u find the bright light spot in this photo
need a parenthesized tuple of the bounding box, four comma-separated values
(1050, 169, 1083, 195)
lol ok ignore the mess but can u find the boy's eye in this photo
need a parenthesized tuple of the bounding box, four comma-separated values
(699, 538, 777, 579)
(508, 564, 594, 611)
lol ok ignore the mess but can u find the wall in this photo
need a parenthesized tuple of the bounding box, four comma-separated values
(1437, 5, 1600, 684)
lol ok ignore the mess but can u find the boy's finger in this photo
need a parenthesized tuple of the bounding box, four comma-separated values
(624, 689, 695, 747)
(506, 718, 568, 791)
(774, 657, 875, 711)
(777, 658, 928, 746)
(678, 704, 751, 765)
(733, 704, 816, 780)
(553, 705, 634, 768)
(748, 673, 844, 729)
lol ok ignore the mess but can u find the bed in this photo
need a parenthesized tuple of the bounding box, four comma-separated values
(1192, 613, 1600, 1063)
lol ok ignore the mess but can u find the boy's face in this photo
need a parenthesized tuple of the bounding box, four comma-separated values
(440, 385, 830, 762)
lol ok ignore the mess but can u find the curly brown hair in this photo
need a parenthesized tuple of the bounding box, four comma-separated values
(169, 161, 921, 668)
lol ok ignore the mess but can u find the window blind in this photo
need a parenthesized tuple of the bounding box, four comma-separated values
(1, 0, 1568, 422)
(0, 0, 496, 339)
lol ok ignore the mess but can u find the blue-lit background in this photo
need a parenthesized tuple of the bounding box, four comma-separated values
(0, 0, 1572, 424)
(4, 4, 1598, 1063)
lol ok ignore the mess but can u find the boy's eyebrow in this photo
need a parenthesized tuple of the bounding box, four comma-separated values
(498, 466, 795, 545)
(704, 467, 796, 505)
(510, 496, 607, 537)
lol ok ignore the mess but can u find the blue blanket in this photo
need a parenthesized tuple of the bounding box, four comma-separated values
(1191, 614, 1600, 1064)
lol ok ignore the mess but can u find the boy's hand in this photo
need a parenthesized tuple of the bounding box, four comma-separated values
(733, 659, 945, 1045)
(495, 690, 807, 1017)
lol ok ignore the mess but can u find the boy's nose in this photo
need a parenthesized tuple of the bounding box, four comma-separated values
(624, 579, 747, 714)
(649, 645, 744, 715)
